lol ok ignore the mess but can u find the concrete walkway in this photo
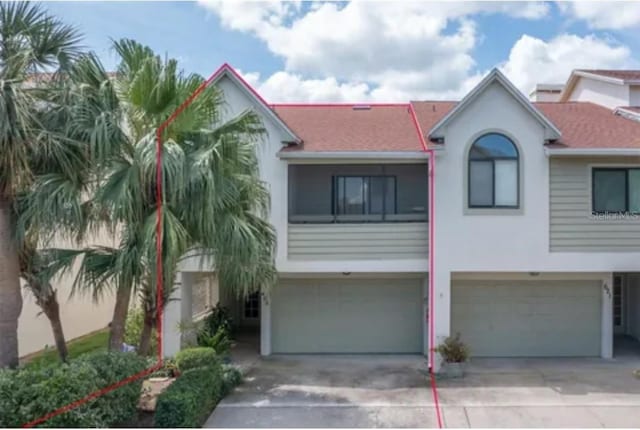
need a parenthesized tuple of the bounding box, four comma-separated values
(206, 352, 640, 428)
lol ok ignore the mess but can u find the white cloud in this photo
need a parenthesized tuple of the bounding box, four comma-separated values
(198, 1, 552, 101)
(500, 33, 637, 94)
(558, 1, 640, 30)
(200, 1, 637, 102)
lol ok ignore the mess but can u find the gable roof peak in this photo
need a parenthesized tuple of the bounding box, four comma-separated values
(208, 63, 301, 144)
(428, 67, 561, 142)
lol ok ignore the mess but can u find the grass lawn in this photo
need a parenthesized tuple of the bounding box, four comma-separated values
(22, 328, 110, 368)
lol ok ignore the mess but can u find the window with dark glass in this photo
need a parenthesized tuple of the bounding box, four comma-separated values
(468, 133, 519, 208)
(592, 168, 640, 213)
(334, 176, 396, 218)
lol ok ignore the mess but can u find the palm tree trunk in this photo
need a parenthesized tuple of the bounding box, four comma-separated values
(137, 312, 154, 356)
(108, 283, 132, 351)
(0, 198, 22, 368)
(39, 289, 68, 362)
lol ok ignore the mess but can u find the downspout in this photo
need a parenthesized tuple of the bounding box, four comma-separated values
(408, 104, 442, 428)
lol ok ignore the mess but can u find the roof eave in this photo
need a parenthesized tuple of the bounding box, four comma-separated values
(545, 147, 640, 157)
(277, 151, 433, 160)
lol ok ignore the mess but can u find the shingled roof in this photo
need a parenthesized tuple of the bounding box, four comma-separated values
(273, 100, 640, 152)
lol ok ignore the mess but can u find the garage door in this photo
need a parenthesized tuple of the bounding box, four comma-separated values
(272, 278, 423, 353)
(452, 280, 601, 357)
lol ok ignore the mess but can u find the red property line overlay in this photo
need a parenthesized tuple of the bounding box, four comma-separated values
(22, 63, 444, 428)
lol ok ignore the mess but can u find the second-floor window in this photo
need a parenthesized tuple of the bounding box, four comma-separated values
(468, 133, 519, 209)
(334, 176, 396, 217)
(592, 167, 640, 214)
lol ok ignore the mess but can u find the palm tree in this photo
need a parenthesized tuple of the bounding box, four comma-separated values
(18, 236, 69, 362)
(0, 2, 81, 367)
(26, 39, 277, 355)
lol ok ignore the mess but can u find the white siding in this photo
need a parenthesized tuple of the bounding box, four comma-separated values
(550, 157, 640, 252)
(287, 222, 428, 260)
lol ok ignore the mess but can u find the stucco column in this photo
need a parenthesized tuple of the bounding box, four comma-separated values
(432, 269, 451, 373)
(162, 273, 183, 357)
(161, 272, 195, 357)
(422, 275, 429, 356)
(601, 272, 614, 359)
(260, 289, 272, 355)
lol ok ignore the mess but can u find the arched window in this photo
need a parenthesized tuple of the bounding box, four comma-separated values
(468, 133, 519, 208)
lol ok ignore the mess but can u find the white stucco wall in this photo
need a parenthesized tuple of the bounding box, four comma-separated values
(568, 77, 630, 109)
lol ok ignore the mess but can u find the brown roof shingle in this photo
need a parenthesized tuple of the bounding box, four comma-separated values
(271, 100, 640, 152)
(536, 102, 640, 149)
(273, 104, 424, 152)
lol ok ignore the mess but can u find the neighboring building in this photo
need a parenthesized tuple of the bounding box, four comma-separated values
(164, 64, 640, 371)
(534, 69, 640, 122)
(560, 69, 640, 109)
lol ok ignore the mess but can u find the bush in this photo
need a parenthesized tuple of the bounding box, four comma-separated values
(0, 351, 147, 428)
(436, 333, 470, 363)
(175, 347, 220, 373)
(221, 365, 242, 396)
(154, 366, 224, 428)
(196, 304, 233, 356)
(197, 326, 232, 356)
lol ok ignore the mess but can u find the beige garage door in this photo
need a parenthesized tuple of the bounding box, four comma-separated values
(452, 280, 601, 357)
(272, 278, 423, 353)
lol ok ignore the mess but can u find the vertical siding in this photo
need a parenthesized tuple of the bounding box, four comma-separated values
(550, 157, 640, 252)
(288, 222, 429, 260)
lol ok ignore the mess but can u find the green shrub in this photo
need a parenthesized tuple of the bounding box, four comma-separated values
(175, 347, 220, 373)
(197, 326, 232, 356)
(221, 365, 242, 396)
(0, 351, 146, 428)
(154, 366, 223, 428)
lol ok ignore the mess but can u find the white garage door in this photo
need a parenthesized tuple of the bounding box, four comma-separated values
(272, 278, 423, 353)
(452, 280, 601, 357)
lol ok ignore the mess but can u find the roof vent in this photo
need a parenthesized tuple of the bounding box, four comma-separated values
(352, 105, 371, 111)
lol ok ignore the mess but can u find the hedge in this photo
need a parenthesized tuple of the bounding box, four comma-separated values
(175, 347, 220, 372)
(0, 351, 146, 428)
(154, 366, 224, 427)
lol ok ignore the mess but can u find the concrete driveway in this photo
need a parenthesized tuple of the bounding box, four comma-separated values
(205, 355, 438, 427)
(438, 357, 640, 428)
(205, 354, 640, 428)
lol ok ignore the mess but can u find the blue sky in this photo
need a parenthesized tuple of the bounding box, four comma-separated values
(45, 1, 640, 102)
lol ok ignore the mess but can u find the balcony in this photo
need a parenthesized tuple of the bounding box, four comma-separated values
(287, 164, 428, 260)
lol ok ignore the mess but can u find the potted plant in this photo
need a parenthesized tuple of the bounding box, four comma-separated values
(436, 333, 469, 378)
